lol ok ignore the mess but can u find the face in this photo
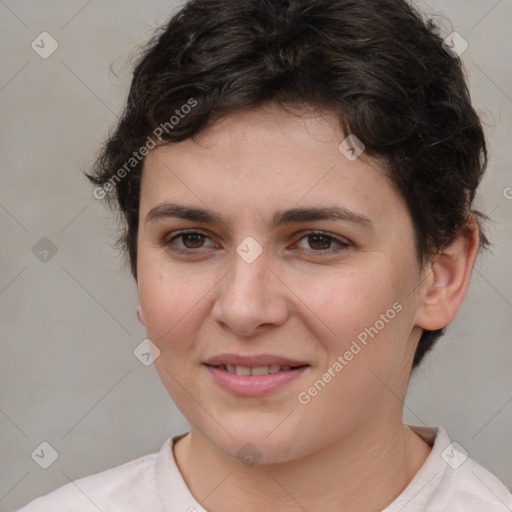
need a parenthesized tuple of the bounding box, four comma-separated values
(136, 103, 427, 464)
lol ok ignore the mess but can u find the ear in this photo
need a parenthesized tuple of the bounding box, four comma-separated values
(414, 214, 480, 331)
(136, 305, 146, 326)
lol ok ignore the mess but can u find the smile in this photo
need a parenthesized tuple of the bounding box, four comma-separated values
(203, 364, 310, 397)
(206, 363, 306, 375)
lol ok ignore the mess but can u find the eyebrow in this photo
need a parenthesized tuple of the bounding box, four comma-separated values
(145, 203, 373, 229)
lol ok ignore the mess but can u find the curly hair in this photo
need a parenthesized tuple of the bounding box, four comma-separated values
(87, 0, 490, 369)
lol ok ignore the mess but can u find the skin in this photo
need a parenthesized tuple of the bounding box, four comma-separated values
(136, 102, 479, 512)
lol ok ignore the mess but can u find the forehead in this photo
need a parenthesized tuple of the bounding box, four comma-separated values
(139, 104, 408, 231)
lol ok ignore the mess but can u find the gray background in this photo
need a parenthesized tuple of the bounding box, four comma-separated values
(0, 0, 511, 510)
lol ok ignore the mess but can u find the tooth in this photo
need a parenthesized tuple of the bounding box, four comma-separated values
(251, 366, 270, 376)
(280, 365, 292, 371)
(268, 365, 281, 374)
(226, 365, 236, 374)
(235, 366, 251, 376)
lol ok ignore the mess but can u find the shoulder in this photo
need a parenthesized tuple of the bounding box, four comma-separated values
(16, 450, 161, 512)
(407, 424, 512, 511)
(431, 455, 512, 511)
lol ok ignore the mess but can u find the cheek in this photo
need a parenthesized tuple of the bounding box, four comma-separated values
(287, 264, 402, 348)
(288, 265, 410, 402)
(138, 266, 211, 404)
(137, 254, 211, 346)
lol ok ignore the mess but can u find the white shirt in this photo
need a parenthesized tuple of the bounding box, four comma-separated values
(17, 424, 512, 511)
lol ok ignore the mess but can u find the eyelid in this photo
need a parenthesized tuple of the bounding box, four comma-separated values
(166, 228, 209, 239)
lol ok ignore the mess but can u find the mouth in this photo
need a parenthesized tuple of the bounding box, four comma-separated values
(204, 363, 309, 375)
(203, 363, 311, 397)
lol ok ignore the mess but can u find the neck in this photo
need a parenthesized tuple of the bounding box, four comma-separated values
(173, 417, 432, 512)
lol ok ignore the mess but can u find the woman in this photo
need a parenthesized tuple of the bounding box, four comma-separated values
(19, 0, 512, 510)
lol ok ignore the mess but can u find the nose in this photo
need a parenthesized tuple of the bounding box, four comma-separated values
(211, 247, 290, 337)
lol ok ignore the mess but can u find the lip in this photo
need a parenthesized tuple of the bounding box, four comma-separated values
(204, 364, 310, 397)
(203, 353, 309, 367)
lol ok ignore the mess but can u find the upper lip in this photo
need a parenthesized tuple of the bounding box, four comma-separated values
(203, 353, 310, 368)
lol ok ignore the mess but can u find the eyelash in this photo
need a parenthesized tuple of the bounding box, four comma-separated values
(163, 229, 350, 256)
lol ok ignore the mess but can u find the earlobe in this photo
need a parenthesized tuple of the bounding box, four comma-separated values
(414, 214, 480, 331)
(136, 305, 146, 326)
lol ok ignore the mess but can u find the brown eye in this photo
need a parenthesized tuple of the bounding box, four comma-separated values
(164, 230, 214, 253)
(180, 232, 206, 249)
(307, 234, 333, 250)
(293, 231, 350, 254)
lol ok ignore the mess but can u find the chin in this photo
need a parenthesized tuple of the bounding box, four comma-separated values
(199, 416, 308, 465)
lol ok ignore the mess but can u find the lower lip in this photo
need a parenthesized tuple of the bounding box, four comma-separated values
(204, 365, 310, 397)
